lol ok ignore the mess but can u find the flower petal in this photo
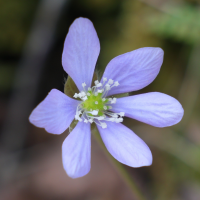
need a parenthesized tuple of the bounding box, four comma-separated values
(62, 122, 91, 178)
(62, 17, 100, 91)
(111, 92, 184, 127)
(101, 47, 164, 96)
(97, 122, 152, 167)
(29, 89, 79, 134)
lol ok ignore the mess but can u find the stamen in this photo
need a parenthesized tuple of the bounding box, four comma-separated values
(111, 98, 117, 104)
(96, 83, 102, 87)
(97, 89, 103, 93)
(73, 93, 78, 98)
(105, 84, 110, 90)
(103, 77, 107, 82)
(74, 79, 124, 127)
(82, 96, 87, 101)
(101, 123, 107, 129)
(90, 110, 98, 115)
(114, 81, 119, 86)
(88, 119, 93, 123)
(82, 82, 86, 87)
(108, 79, 114, 84)
(119, 112, 125, 117)
(94, 80, 99, 85)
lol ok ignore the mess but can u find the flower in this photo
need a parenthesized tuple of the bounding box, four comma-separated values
(29, 17, 184, 179)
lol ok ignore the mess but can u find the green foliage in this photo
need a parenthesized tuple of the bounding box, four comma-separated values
(147, 4, 200, 44)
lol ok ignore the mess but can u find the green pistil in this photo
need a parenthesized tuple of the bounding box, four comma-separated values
(82, 92, 108, 116)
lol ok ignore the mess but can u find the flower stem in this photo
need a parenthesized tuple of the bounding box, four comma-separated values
(92, 125, 147, 200)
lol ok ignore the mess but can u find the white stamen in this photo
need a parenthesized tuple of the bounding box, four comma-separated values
(101, 123, 107, 129)
(97, 89, 103, 93)
(103, 77, 107, 82)
(114, 81, 119, 86)
(82, 96, 87, 101)
(82, 82, 86, 87)
(96, 83, 102, 87)
(94, 80, 99, 85)
(90, 110, 98, 115)
(73, 79, 124, 127)
(108, 79, 114, 84)
(105, 84, 110, 90)
(78, 118, 83, 122)
(115, 118, 123, 123)
(81, 91, 86, 96)
(89, 119, 93, 123)
(111, 98, 117, 104)
(73, 93, 78, 98)
(119, 112, 125, 117)
(97, 116, 105, 120)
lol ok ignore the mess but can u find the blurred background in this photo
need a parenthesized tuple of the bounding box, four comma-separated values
(0, 0, 200, 199)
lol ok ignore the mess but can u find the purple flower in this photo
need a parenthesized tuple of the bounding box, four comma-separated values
(29, 17, 184, 178)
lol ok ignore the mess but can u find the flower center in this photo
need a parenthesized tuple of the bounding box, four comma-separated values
(73, 78, 124, 128)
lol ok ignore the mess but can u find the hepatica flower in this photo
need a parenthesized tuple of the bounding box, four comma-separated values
(29, 17, 184, 178)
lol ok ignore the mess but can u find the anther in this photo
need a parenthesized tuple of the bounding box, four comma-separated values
(89, 119, 93, 123)
(119, 112, 125, 117)
(108, 79, 114, 84)
(82, 82, 86, 87)
(73, 93, 78, 98)
(97, 89, 103, 93)
(103, 77, 107, 82)
(94, 80, 99, 85)
(114, 81, 119, 86)
(97, 116, 105, 120)
(101, 123, 107, 129)
(90, 110, 98, 115)
(105, 84, 110, 90)
(82, 96, 87, 101)
(96, 83, 102, 87)
(111, 98, 117, 104)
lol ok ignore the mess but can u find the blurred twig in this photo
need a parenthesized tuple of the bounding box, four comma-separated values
(0, 0, 68, 186)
